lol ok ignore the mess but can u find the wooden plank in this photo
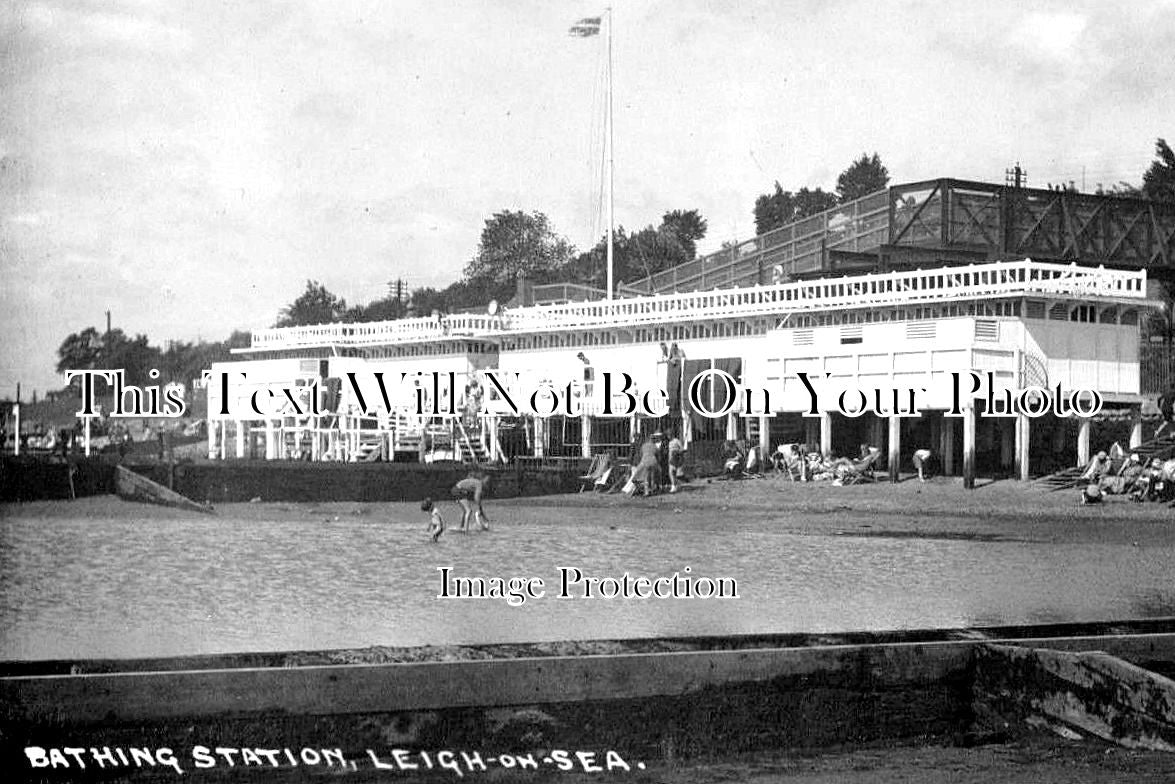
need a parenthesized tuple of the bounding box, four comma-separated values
(114, 466, 213, 514)
(976, 643, 1175, 751)
(5, 634, 1175, 727)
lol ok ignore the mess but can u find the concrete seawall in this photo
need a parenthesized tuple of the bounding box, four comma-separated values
(1, 456, 588, 503)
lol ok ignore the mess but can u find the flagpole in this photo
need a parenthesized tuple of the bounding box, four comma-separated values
(605, 6, 614, 301)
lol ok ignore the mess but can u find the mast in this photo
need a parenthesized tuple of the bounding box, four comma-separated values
(605, 7, 614, 300)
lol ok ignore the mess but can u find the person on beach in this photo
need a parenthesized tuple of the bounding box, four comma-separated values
(632, 435, 662, 495)
(667, 432, 685, 493)
(451, 473, 490, 531)
(421, 497, 445, 542)
(912, 448, 933, 482)
(1155, 386, 1175, 439)
(1101, 453, 1143, 495)
(1080, 483, 1103, 505)
(1079, 451, 1112, 483)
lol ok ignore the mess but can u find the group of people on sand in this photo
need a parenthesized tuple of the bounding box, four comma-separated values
(1079, 449, 1173, 504)
(628, 430, 685, 496)
(421, 472, 490, 542)
(767, 443, 935, 483)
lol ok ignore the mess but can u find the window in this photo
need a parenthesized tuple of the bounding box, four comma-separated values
(840, 325, 863, 345)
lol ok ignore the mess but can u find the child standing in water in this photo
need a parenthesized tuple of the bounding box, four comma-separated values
(421, 498, 445, 542)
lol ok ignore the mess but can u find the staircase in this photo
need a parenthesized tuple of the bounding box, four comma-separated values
(353, 435, 385, 462)
(455, 420, 490, 465)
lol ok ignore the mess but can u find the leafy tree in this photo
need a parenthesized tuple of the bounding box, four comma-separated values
(753, 184, 837, 235)
(659, 209, 708, 260)
(100, 331, 162, 387)
(753, 184, 794, 236)
(836, 152, 890, 202)
(275, 280, 348, 327)
(56, 327, 106, 375)
(559, 209, 709, 288)
(56, 327, 163, 392)
(794, 187, 839, 218)
(463, 210, 576, 304)
(1142, 138, 1175, 203)
(408, 287, 446, 317)
(345, 296, 408, 323)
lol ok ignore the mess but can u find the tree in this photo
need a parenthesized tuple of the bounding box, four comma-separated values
(98, 331, 161, 387)
(408, 287, 446, 317)
(463, 210, 576, 304)
(794, 187, 839, 218)
(275, 280, 348, 327)
(56, 327, 105, 375)
(345, 296, 408, 323)
(1142, 138, 1175, 203)
(557, 208, 709, 288)
(659, 209, 708, 260)
(753, 183, 837, 235)
(56, 327, 162, 392)
(836, 152, 890, 203)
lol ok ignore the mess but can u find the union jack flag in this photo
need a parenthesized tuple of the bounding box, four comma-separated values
(568, 16, 601, 37)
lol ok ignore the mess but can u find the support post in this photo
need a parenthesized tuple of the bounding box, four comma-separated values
(1077, 418, 1091, 468)
(999, 419, 1014, 472)
(1015, 413, 1030, 481)
(234, 420, 245, 459)
(83, 415, 90, 457)
(888, 415, 901, 483)
(533, 416, 545, 458)
(820, 412, 832, 458)
(580, 413, 591, 458)
(804, 416, 819, 452)
(207, 417, 216, 460)
(489, 416, 501, 463)
(962, 405, 976, 489)
(265, 420, 276, 460)
(940, 415, 955, 476)
(758, 415, 771, 465)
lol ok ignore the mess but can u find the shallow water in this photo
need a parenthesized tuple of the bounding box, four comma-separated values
(1, 512, 1173, 660)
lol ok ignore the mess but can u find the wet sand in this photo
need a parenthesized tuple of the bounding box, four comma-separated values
(5, 483, 1175, 781)
(5, 474, 1172, 546)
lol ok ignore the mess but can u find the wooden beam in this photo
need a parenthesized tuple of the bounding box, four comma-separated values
(888, 415, 901, 483)
(962, 405, 976, 490)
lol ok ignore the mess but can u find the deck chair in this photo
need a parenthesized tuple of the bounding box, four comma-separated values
(577, 453, 610, 492)
(741, 446, 764, 478)
(600, 462, 631, 493)
(840, 448, 882, 485)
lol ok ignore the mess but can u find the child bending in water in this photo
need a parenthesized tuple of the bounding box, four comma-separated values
(421, 497, 445, 542)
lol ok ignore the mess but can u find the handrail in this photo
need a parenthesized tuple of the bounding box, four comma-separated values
(241, 261, 1146, 352)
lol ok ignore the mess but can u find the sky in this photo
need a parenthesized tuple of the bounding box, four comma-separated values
(2, 0, 1174, 397)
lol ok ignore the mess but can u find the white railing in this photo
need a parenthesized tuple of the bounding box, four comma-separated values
(249, 313, 504, 350)
(243, 260, 1146, 351)
(503, 260, 1146, 332)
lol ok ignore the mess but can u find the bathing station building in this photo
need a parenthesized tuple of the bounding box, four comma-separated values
(206, 179, 1173, 484)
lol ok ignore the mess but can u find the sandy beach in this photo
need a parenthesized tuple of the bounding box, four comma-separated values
(6, 475, 1172, 545)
